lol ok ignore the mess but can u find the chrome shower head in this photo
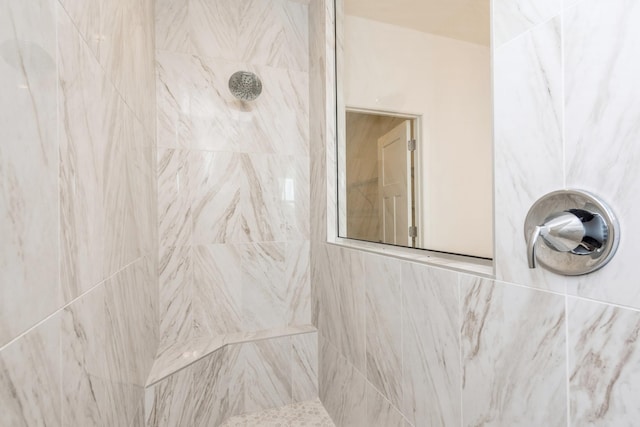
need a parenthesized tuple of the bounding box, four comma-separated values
(228, 71, 262, 101)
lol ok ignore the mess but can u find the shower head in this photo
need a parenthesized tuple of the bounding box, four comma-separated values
(228, 71, 262, 101)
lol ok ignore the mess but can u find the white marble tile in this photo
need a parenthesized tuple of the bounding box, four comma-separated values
(564, 0, 640, 310)
(0, 314, 61, 427)
(493, 16, 566, 293)
(58, 0, 100, 56)
(146, 365, 195, 427)
(155, 51, 193, 149)
(311, 244, 344, 355)
(461, 276, 566, 426)
(104, 261, 156, 427)
(190, 151, 260, 244)
(493, 0, 562, 47)
(100, 0, 156, 135)
(147, 335, 227, 387)
(401, 263, 460, 427)
(273, 156, 310, 241)
(240, 242, 288, 331)
(128, 123, 157, 258)
(157, 149, 193, 348)
(286, 240, 311, 326)
(319, 334, 366, 427)
(156, 52, 309, 155)
(365, 383, 404, 427)
(292, 331, 318, 402)
(102, 91, 144, 275)
(189, 0, 309, 72)
(326, 245, 365, 371)
(192, 345, 245, 426)
(155, 0, 190, 54)
(568, 298, 640, 426)
(309, 141, 328, 244)
(157, 149, 192, 249)
(61, 285, 109, 426)
(131, 400, 146, 427)
(192, 244, 243, 336)
(244, 336, 293, 414)
(364, 253, 402, 409)
(193, 242, 289, 335)
(147, 326, 317, 386)
(159, 245, 193, 350)
(0, 0, 60, 346)
(58, 5, 108, 301)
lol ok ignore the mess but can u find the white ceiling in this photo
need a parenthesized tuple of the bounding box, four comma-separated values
(344, 0, 490, 46)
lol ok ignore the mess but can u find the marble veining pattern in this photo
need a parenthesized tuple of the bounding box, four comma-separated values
(156, 0, 311, 347)
(292, 328, 319, 402)
(365, 254, 402, 409)
(494, 0, 562, 47)
(0, 316, 61, 427)
(147, 326, 317, 387)
(564, 0, 640, 310)
(493, 16, 565, 293)
(461, 276, 567, 426)
(569, 298, 640, 426)
(318, 335, 366, 427)
(61, 285, 108, 426)
(402, 263, 460, 427)
(0, 0, 60, 347)
(157, 52, 309, 155)
(58, 5, 109, 301)
(365, 383, 405, 427)
(2, 0, 157, 425)
(146, 331, 319, 427)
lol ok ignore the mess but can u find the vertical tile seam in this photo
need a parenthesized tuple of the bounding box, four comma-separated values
(565, 295, 571, 427)
(458, 273, 464, 427)
(55, 1, 64, 424)
(559, 14, 570, 426)
(400, 259, 405, 424)
(560, 9, 567, 191)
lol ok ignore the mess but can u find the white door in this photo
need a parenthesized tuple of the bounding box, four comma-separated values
(378, 120, 412, 246)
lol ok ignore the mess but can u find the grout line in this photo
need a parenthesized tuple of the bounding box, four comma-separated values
(491, 277, 640, 313)
(561, 9, 567, 189)
(400, 262, 405, 422)
(0, 257, 143, 354)
(565, 295, 572, 427)
(458, 273, 464, 427)
(496, 11, 564, 52)
(55, 2, 64, 425)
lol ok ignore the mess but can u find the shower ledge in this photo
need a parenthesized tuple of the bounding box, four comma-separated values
(145, 324, 317, 387)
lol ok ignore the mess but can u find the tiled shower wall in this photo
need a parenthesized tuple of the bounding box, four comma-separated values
(311, 0, 640, 426)
(0, 0, 157, 426)
(155, 0, 312, 349)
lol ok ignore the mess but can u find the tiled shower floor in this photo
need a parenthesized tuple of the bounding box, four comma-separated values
(220, 399, 335, 426)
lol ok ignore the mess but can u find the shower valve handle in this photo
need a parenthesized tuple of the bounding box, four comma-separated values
(527, 211, 587, 269)
(523, 190, 619, 276)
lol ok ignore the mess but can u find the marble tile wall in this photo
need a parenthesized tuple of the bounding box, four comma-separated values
(155, 0, 311, 350)
(146, 331, 318, 427)
(311, 0, 640, 426)
(0, 0, 158, 425)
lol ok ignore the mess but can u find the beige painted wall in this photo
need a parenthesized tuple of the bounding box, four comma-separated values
(344, 15, 493, 258)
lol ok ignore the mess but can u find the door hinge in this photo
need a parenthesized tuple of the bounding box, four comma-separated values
(408, 139, 416, 151)
(409, 226, 417, 238)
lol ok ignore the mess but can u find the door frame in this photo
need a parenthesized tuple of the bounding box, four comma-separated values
(343, 106, 424, 248)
